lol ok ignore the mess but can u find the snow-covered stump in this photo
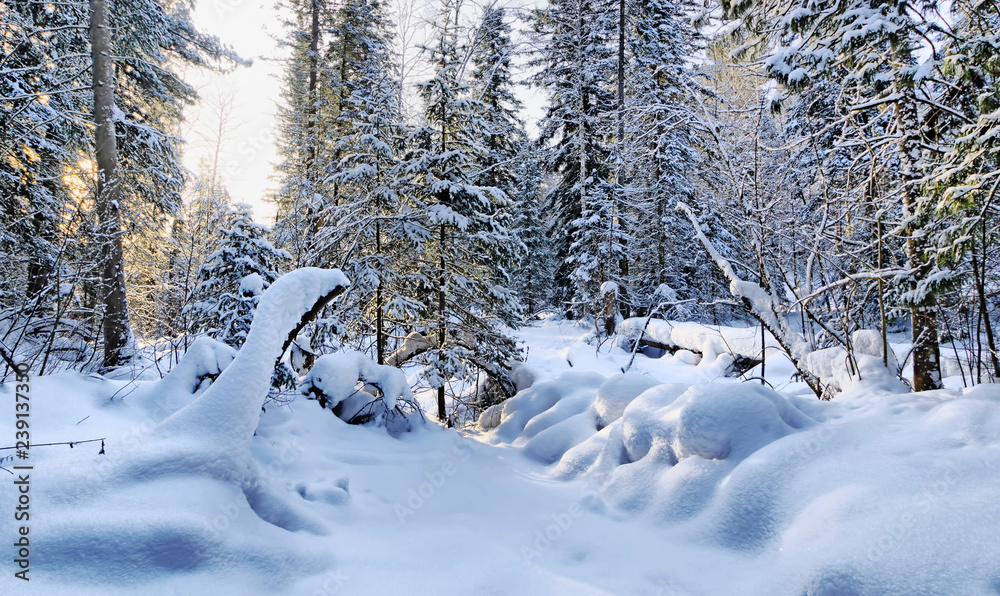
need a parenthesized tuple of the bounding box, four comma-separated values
(599, 281, 620, 338)
(20, 268, 350, 590)
(153, 268, 348, 458)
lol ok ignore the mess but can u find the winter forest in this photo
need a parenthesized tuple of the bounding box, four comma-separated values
(3, 0, 1000, 593)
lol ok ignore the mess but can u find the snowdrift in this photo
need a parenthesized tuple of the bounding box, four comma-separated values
(3, 309, 999, 595)
(483, 321, 1000, 594)
(0, 268, 352, 594)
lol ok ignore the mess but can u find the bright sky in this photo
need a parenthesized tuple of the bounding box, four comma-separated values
(182, 0, 285, 224)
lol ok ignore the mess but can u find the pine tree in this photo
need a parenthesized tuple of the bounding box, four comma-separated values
(187, 205, 290, 349)
(405, 0, 522, 421)
(271, 0, 334, 267)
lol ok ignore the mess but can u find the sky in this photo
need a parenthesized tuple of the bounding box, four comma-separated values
(181, 0, 285, 224)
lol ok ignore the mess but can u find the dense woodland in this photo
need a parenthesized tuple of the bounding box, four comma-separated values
(5, 0, 1000, 421)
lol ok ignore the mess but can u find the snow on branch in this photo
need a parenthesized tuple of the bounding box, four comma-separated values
(676, 201, 823, 397)
(154, 268, 349, 453)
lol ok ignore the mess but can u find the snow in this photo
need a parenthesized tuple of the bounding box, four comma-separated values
(239, 272, 265, 296)
(303, 350, 413, 412)
(3, 315, 1000, 594)
(593, 373, 662, 428)
(619, 317, 780, 362)
(155, 267, 349, 454)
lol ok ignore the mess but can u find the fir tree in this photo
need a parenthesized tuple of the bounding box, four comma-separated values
(405, 0, 522, 421)
(532, 0, 618, 316)
(315, 0, 420, 363)
(620, 0, 701, 314)
(187, 205, 290, 349)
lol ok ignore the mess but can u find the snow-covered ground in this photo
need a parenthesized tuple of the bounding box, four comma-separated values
(3, 313, 1000, 595)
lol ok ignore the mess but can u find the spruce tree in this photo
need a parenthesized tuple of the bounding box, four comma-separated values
(271, 0, 334, 267)
(620, 0, 701, 313)
(315, 0, 419, 362)
(406, 0, 522, 421)
(187, 205, 290, 349)
(532, 0, 618, 317)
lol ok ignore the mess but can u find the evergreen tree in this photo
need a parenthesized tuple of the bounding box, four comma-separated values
(271, 0, 334, 266)
(187, 205, 290, 349)
(406, 0, 522, 421)
(469, 7, 523, 201)
(1, 0, 237, 370)
(315, 0, 420, 363)
(510, 147, 556, 316)
(532, 0, 618, 317)
(619, 0, 701, 315)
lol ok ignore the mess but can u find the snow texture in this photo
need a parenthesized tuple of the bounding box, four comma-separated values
(305, 351, 412, 410)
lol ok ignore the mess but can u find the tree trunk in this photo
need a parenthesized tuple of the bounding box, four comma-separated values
(26, 204, 56, 300)
(375, 219, 385, 365)
(895, 87, 941, 391)
(973, 222, 1000, 379)
(300, 0, 321, 265)
(91, 0, 133, 370)
(437, 223, 447, 423)
(307, 0, 320, 172)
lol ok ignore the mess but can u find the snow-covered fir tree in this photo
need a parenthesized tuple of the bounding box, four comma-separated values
(186, 204, 290, 349)
(532, 0, 618, 317)
(308, 0, 421, 363)
(270, 0, 334, 267)
(509, 146, 556, 316)
(405, 0, 522, 422)
(618, 0, 703, 315)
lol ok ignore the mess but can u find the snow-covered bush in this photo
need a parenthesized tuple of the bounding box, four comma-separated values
(302, 351, 422, 435)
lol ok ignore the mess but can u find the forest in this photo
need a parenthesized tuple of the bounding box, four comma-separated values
(5, 0, 1000, 415)
(5, 1, 1000, 594)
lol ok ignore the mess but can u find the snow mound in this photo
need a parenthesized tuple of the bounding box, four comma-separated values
(660, 383, 815, 462)
(155, 267, 349, 453)
(618, 318, 779, 362)
(125, 337, 237, 421)
(486, 371, 606, 463)
(305, 351, 409, 410)
(800, 330, 907, 395)
(593, 373, 663, 429)
(302, 351, 423, 435)
(619, 383, 693, 463)
(0, 268, 352, 592)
